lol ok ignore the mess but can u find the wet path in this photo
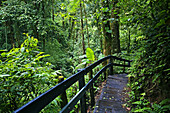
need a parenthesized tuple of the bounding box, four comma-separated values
(93, 74, 129, 113)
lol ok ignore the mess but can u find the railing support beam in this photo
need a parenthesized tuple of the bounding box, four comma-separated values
(89, 70, 95, 108)
(104, 71, 106, 80)
(109, 57, 113, 75)
(128, 61, 131, 67)
(58, 76, 68, 108)
(78, 69, 86, 113)
(123, 61, 125, 73)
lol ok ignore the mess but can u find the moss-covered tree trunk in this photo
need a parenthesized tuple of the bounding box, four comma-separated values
(80, 0, 85, 54)
(111, 0, 120, 53)
(83, 0, 90, 48)
(102, 0, 112, 57)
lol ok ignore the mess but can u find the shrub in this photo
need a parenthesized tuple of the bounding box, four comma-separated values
(0, 34, 57, 112)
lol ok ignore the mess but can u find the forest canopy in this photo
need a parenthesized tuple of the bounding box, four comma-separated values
(0, 0, 169, 112)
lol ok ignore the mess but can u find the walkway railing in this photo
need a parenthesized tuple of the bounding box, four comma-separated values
(13, 55, 131, 113)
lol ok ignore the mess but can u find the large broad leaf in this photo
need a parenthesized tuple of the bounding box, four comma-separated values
(86, 48, 95, 61)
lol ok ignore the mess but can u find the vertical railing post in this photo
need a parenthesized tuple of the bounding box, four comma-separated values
(58, 76, 68, 109)
(123, 61, 125, 73)
(78, 69, 86, 113)
(109, 57, 113, 75)
(104, 71, 107, 80)
(128, 61, 131, 67)
(89, 69, 95, 108)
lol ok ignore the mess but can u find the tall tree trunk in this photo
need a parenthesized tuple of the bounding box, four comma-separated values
(52, 0, 54, 21)
(8, 20, 14, 48)
(14, 20, 20, 47)
(73, 24, 75, 51)
(102, 0, 112, 56)
(127, 27, 131, 54)
(115, 0, 121, 53)
(68, 17, 75, 39)
(111, 0, 120, 53)
(83, 0, 90, 47)
(97, 20, 103, 53)
(33, 0, 40, 40)
(61, 0, 65, 29)
(101, 0, 112, 80)
(42, 0, 45, 52)
(101, 1, 106, 57)
(96, 1, 103, 52)
(5, 22, 8, 50)
(80, 0, 85, 54)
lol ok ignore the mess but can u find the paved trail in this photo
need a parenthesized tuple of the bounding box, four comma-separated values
(93, 74, 129, 113)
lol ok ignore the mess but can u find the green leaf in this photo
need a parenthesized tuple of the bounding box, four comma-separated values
(36, 52, 45, 57)
(162, 105, 170, 110)
(20, 47, 25, 52)
(79, 54, 87, 59)
(34, 54, 50, 61)
(160, 98, 170, 105)
(132, 101, 142, 105)
(152, 74, 160, 83)
(154, 19, 165, 28)
(86, 48, 95, 61)
(141, 92, 146, 96)
(0, 74, 10, 77)
(164, 68, 170, 72)
(134, 107, 151, 112)
(75, 62, 86, 70)
(153, 103, 161, 110)
(107, 30, 112, 33)
(146, 0, 150, 4)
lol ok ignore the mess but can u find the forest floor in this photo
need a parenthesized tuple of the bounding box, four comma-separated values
(91, 74, 130, 113)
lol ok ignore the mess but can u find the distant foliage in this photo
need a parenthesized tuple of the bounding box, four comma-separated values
(122, 0, 170, 112)
(0, 35, 57, 112)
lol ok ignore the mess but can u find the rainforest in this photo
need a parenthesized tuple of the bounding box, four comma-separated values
(0, 0, 169, 113)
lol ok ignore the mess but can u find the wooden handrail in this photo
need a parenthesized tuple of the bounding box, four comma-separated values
(13, 55, 131, 113)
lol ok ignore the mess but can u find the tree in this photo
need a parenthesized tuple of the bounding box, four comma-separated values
(80, 0, 86, 54)
(111, 0, 120, 53)
(102, 0, 112, 57)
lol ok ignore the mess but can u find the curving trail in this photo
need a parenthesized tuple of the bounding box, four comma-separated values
(93, 74, 129, 113)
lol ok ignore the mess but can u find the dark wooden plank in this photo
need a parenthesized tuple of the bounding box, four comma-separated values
(93, 74, 128, 113)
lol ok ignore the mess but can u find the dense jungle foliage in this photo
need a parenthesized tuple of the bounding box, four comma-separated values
(0, 0, 169, 112)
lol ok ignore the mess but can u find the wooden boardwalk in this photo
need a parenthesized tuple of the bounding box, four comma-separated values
(13, 56, 131, 113)
(93, 74, 129, 113)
